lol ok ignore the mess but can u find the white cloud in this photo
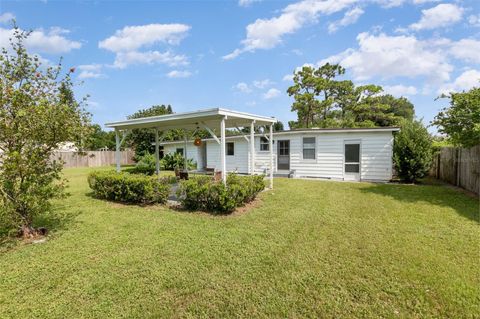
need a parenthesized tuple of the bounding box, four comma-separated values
(223, 0, 358, 59)
(328, 7, 364, 33)
(99, 23, 190, 52)
(439, 69, 480, 94)
(409, 3, 463, 31)
(374, 0, 439, 8)
(282, 74, 294, 81)
(319, 32, 453, 83)
(0, 27, 82, 54)
(450, 39, 480, 64)
(238, 0, 262, 7)
(383, 84, 418, 97)
(253, 79, 274, 89)
(0, 12, 15, 24)
(112, 50, 188, 69)
(78, 64, 105, 79)
(263, 88, 281, 99)
(166, 70, 192, 78)
(468, 14, 480, 27)
(234, 82, 252, 93)
(99, 23, 190, 69)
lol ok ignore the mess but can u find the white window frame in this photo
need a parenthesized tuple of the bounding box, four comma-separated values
(175, 148, 184, 156)
(259, 136, 269, 152)
(226, 141, 235, 156)
(302, 136, 316, 161)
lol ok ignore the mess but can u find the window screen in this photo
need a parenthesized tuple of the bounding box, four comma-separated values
(303, 137, 315, 159)
(345, 164, 360, 173)
(260, 137, 269, 151)
(226, 142, 234, 156)
(345, 144, 360, 163)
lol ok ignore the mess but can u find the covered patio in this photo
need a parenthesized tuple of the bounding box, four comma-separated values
(105, 108, 278, 188)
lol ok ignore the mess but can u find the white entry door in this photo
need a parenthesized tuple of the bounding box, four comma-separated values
(344, 142, 361, 181)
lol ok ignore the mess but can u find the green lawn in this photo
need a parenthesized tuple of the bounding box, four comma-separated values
(0, 167, 479, 318)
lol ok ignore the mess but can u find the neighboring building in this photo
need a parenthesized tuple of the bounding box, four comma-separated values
(55, 142, 78, 152)
(161, 127, 399, 182)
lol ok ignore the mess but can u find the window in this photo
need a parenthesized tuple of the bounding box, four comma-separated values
(175, 148, 184, 156)
(303, 137, 316, 160)
(226, 142, 234, 156)
(260, 137, 269, 151)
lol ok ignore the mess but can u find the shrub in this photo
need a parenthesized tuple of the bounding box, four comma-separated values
(177, 174, 265, 213)
(161, 153, 196, 170)
(132, 153, 156, 175)
(393, 120, 433, 183)
(87, 171, 173, 204)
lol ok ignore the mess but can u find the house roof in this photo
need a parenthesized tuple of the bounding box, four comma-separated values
(105, 108, 277, 131)
(158, 126, 400, 145)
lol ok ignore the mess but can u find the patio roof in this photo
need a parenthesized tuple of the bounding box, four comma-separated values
(105, 108, 277, 131)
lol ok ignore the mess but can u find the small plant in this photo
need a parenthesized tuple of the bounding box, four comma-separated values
(161, 153, 196, 171)
(177, 174, 265, 213)
(393, 120, 433, 183)
(87, 171, 174, 204)
(133, 153, 156, 175)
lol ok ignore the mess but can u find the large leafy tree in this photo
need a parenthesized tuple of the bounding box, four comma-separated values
(0, 27, 90, 237)
(127, 105, 174, 158)
(287, 63, 413, 128)
(433, 87, 480, 148)
(393, 120, 433, 183)
(85, 124, 116, 150)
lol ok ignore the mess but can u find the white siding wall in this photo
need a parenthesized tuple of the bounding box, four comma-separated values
(206, 139, 249, 173)
(162, 131, 394, 181)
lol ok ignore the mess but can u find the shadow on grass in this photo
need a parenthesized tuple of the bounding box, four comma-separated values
(0, 208, 81, 252)
(360, 179, 480, 224)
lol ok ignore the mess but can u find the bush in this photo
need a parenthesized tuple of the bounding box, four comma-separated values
(161, 153, 196, 170)
(132, 153, 156, 175)
(393, 120, 433, 183)
(87, 171, 173, 204)
(177, 174, 265, 213)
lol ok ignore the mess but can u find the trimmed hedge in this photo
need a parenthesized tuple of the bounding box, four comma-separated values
(177, 174, 265, 213)
(87, 171, 174, 204)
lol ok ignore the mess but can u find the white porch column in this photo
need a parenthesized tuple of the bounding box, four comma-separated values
(220, 116, 226, 184)
(155, 128, 160, 176)
(269, 124, 273, 189)
(115, 130, 121, 172)
(250, 121, 255, 175)
(184, 131, 188, 171)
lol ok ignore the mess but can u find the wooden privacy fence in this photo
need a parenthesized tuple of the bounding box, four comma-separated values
(53, 151, 135, 168)
(430, 145, 480, 195)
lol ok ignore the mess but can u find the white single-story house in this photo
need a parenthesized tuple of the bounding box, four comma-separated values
(161, 127, 399, 182)
(106, 108, 399, 187)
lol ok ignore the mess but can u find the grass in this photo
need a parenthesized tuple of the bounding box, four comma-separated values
(0, 167, 479, 318)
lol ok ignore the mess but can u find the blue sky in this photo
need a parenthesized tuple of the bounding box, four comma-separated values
(1, 0, 479, 132)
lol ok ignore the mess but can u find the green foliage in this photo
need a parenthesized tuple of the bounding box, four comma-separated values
(287, 63, 413, 128)
(127, 105, 174, 158)
(433, 87, 480, 148)
(161, 153, 196, 170)
(0, 26, 90, 235)
(132, 153, 157, 175)
(177, 174, 265, 213)
(85, 124, 116, 150)
(393, 120, 433, 183)
(87, 171, 172, 204)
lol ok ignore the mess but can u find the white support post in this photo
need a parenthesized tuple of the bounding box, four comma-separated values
(115, 130, 121, 172)
(220, 116, 227, 185)
(155, 128, 160, 176)
(269, 124, 273, 189)
(250, 121, 255, 175)
(184, 131, 188, 172)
